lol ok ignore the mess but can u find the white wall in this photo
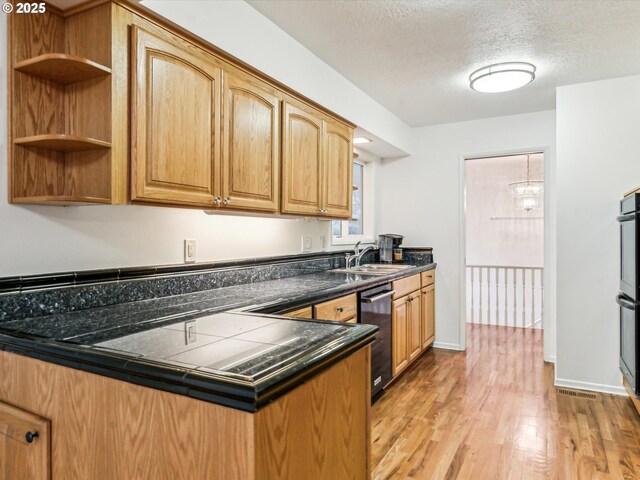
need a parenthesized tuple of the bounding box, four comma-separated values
(0, 2, 392, 277)
(377, 110, 556, 356)
(465, 154, 544, 266)
(555, 75, 640, 394)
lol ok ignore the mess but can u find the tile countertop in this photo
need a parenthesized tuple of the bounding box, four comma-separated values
(0, 261, 435, 411)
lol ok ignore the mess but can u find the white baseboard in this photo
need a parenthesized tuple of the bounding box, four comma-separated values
(432, 341, 464, 351)
(554, 377, 628, 396)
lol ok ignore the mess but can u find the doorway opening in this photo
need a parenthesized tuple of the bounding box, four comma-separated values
(464, 153, 544, 333)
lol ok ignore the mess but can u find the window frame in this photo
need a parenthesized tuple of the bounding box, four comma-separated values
(331, 158, 375, 246)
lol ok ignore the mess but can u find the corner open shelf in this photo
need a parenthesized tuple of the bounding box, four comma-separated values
(14, 134, 111, 153)
(14, 53, 111, 85)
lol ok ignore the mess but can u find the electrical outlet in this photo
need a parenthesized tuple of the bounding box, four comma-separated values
(320, 235, 326, 250)
(184, 239, 196, 263)
(301, 235, 311, 253)
(184, 320, 197, 344)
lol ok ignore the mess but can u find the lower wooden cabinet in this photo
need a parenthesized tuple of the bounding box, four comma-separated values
(0, 401, 51, 480)
(313, 293, 358, 323)
(391, 270, 437, 379)
(408, 292, 422, 361)
(421, 284, 435, 349)
(391, 296, 410, 376)
(392, 291, 421, 376)
(282, 306, 313, 319)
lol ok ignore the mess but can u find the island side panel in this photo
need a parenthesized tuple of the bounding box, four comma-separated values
(254, 346, 371, 480)
(0, 351, 255, 479)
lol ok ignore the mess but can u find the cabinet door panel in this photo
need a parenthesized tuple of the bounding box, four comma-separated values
(0, 401, 50, 480)
(131, 26, 220, 207)
(222, 70, 280, 212)
(281, 99, 323, 216)
(422, 284, 435, 349)
(323, 120, 353, 218)
(408, 293, 422, 361)
(392, 297, 409, 377)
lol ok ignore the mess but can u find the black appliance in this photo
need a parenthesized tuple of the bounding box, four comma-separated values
(617, 193, 640, 395)
(359, 284, 394, 402)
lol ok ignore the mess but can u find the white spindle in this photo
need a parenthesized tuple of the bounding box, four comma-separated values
(465, 264, 544, 329)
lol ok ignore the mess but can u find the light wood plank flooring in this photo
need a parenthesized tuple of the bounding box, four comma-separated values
(371, 324, 640, 479)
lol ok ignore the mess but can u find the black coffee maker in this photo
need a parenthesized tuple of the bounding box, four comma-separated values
(378, 234, 404, 263)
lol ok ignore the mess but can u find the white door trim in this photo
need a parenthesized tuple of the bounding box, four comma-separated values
(458, 147, 556, 362)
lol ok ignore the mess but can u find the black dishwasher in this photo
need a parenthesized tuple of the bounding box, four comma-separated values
(359, 284, 394, 402)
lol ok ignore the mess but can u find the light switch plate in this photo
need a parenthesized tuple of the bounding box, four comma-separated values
(184, 239, 196, 263)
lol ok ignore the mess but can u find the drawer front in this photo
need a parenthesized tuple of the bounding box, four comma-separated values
(281, 306, 313, 319)
(314, 293, 358, 322)
(421, 269, 435, 287)
(392, 274, 421, 299)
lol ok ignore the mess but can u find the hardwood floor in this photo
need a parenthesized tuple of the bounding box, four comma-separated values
(371, 324, 640, 479)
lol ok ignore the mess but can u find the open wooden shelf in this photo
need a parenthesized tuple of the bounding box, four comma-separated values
(14, 53, 111, 85)
(14, 134, 111, 152)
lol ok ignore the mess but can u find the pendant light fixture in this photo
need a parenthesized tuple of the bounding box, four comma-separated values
(469, 62, 536, 93)
(508, 154, 543, 211)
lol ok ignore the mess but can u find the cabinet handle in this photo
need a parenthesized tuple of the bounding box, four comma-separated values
(337, 306, 344, 313)
(319, 208, 327, 214)
(407, 296, 413, 302)
(223, 196, 232, 205)
(25, 431, 39, 443)
(213, 196, 222, 206)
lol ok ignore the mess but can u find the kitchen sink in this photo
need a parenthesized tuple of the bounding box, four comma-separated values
(330, 264, 415, 276)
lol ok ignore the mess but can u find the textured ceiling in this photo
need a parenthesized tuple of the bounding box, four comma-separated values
(247, 0, 640, 127)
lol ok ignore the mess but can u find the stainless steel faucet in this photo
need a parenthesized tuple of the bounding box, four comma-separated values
(345, 241, 379, 269)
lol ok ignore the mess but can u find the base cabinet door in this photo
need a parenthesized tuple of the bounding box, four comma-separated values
(281, 98, 324, 216)
(392, 297, 409, 376)
(421, 284, 435, 349)
(131, 26, 221, 207)
(408, 292, 422, 361)
(0, 401, 50, 480)
(221, 68, 280, 213)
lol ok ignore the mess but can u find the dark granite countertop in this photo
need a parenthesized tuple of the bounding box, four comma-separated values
(0, 260, 435, 411)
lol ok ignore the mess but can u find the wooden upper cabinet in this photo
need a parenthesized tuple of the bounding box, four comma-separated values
(130, 26, 221, 207)
(221, 68, 280, 212)
(281, 97, 324, 216)
(322, 119, 353, 218)
(0, 401, 51, 480)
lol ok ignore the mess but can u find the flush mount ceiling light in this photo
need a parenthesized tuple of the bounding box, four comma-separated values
(353, 137, 372, 144)
(469, 62, 536, 93)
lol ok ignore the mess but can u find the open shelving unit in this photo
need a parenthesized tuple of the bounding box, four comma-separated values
(9, 2, 125, 206)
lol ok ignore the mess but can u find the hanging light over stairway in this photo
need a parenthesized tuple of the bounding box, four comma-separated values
(508, 154, 543, 211)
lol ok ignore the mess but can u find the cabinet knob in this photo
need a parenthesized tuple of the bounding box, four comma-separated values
(337, 306, 344, 313)
(223, 196, 232, 205)
(213, 196, 222, 206)
(25, 431, 39, 443)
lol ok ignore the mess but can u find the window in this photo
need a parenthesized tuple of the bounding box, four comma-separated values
(332, 159, 373, 244)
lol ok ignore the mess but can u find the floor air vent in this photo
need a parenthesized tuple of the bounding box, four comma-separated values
(557, 388, 600, 400)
